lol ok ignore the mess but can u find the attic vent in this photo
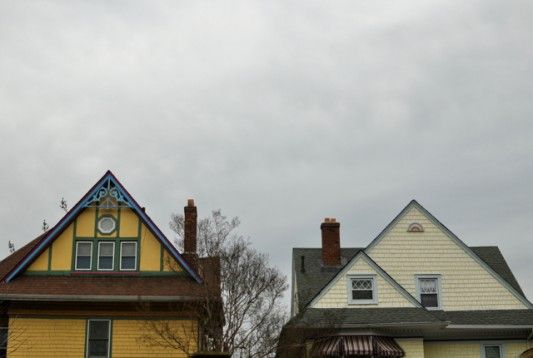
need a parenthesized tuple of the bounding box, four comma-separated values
(407, 223, 424, 233)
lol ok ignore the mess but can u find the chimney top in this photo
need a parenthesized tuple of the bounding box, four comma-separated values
(187, 198, 195, 207)
(323, 217, 337, 224)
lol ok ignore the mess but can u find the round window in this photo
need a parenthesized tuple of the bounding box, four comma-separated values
(98, 216, 116, 234)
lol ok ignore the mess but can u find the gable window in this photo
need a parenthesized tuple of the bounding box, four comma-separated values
(97, 216, 117, 235)
(86, 320, 110, 358)
(75, 242, 93, 270)
(97, 242, 114, 271)
(348, 276, 377, 304)
(120, 242, 137, 271)
(482, 344, 502, 358)
(417, 276, 441, 309)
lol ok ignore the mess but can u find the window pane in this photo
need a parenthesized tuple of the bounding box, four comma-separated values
(78, 242, 92, 256)
(421, 293, 438, 307)
(77, 257, 91, 270)
(419, 278, 437, 293)
(99, 243, 114, 256)
(352, 279, 372, 290)
(99, 257, 113, 270)
(484, 346, 501, 358)
(121, 243, 136, 256)
(352, 290, 373, 300)
(89, 321, 109, 339)
(121, 257, 135, 270)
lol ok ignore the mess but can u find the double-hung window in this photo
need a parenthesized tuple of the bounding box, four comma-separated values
(120, 242, 137, 271)
(76, 242, 93, 270)
(97, 242, 114, 271)
(86, 320, 110, 358)
(483, 344, 502, 358)
(417, 276, 441, 309)
(348, 276, 377, 304)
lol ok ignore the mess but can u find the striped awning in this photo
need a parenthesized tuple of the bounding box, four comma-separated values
(312, 335, 404, 357)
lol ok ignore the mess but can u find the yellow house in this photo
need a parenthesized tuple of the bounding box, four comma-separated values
(278, 200, 533, 358)
(0, 171, 221, 357)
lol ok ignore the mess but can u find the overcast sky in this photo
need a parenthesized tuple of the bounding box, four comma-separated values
(1, 1, 532, 304)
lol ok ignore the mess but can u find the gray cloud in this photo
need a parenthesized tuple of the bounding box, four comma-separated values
(1, 0, 533, 302)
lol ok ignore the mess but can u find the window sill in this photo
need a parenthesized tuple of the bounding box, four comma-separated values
(71, 271, 140, 276)
(347, 300, 378, 305)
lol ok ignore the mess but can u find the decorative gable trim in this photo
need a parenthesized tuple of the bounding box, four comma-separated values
(365, 200, 533, 309)
(3, 171, 203, 283)
(308, 251, 423, 309)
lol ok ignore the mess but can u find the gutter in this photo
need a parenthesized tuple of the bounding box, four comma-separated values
(447, 324, 533, 330)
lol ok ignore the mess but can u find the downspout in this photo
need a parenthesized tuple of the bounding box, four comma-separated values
(527, 328, 533, 348)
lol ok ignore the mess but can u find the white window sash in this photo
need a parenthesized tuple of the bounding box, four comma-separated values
(97, 242, 115, 271)
(347, 275, 377, 305)
(119, 242, 137, 271)
(75, 242, 93, 271)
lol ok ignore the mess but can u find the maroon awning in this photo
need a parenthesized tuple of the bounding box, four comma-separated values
(312, 335, 404, 357)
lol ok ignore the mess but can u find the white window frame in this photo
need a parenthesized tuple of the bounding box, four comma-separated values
(86, 319, 111, 358)
(97, 242, 115, 271)
(415, 274, 442, 310)
(481, 343, 504, 358)
(75, 241, 93, 271)
(347, 275, 378, 305)
(119, 241, 137, 271)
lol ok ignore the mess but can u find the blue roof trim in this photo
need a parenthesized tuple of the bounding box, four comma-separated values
(5, 171, 203, 284)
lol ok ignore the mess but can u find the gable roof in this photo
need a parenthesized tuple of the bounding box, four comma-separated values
(365, 200, 532, 308)
(307, 251, 423, 309)
(293, 245, 527, 313)
(2, 171, 202, 284)
(293, 248, 361, 312)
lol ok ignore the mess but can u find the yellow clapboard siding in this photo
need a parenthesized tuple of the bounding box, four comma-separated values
(367, 206, 527, 310)
(27, 248, 49, 271)
(112, 319, 197, 357)
(163, 249, 182, 272)
(76, 207, 96, 237)
(396, 338, 424, 358)
(312, 255, 415, 308)
(424, 341, 528, 358)
(119, 207, 139, 237)
(140, 224, 162, 271)
(50, 225, 74, 270)
(7, 317, 86, 357)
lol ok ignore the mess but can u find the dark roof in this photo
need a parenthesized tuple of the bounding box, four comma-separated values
(287, 308, 533, 329)
(293, 246, 526, 313)
(470, 246, 524, 296)
(293, 248, 362, 311)
(434, 310, 533, 326)
(0, 236, 42, 280)
(289, 307, 443, 327)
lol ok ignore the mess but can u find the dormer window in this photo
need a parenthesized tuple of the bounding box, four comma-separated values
(348, 276, 377, 304)
(416, 275, 441, 309)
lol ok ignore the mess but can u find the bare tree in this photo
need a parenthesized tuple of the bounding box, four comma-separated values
(166, 210, 288, 358)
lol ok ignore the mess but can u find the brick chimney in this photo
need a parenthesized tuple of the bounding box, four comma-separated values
(321, 217, 341, 266)
(183, 199, 198, 269)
